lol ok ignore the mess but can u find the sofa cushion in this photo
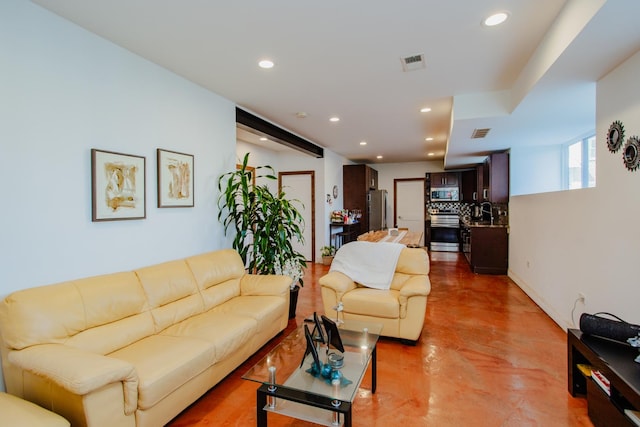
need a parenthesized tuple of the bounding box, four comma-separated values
(342, 288, 400, 319)
(135, 260, 204, 332)
(160, 309, 257, 363)
(213, 295, 286, 336)
(185, 250, 244, 310)
(0, 272, 147, 352)
(108, 335, 214, 410)
(68, 271, 154, 354)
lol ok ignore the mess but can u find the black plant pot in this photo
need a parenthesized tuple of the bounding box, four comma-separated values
(289, 285, 300, 319)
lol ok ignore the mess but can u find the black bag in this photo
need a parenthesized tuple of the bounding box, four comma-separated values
(579, 312, 640, 343)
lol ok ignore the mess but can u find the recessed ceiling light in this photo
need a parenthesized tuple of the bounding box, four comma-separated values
(360, 141, 367, 146)
(258, 59, 274, 69)
(296, 112, 308, 118)
(483, 12, 509, 27)
(376, 155, 383, 159)
(259, 137, 268, 141)
(420, 107, 432, 113)
(428, 152, 435, 156)
(425, 137, 434, 141)
(329, 116, 340, 122)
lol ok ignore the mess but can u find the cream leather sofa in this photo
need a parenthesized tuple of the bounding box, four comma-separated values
(0, 249, 291, 427)
(319, 247, 430, 344)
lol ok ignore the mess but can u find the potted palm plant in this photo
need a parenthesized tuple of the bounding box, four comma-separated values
(217, 153, 307, 318)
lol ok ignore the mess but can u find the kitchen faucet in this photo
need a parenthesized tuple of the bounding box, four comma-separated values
(481, 201, 494, 224)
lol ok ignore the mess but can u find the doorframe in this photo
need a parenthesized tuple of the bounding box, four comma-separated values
(393, 177, 425, 228)
(279, 170, 316, 263)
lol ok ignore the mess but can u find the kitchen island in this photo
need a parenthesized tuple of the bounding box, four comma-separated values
(357, 229, 423, 247)
(460, 216, 508, 274)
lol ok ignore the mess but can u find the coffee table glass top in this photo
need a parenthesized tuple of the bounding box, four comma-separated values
(243, 318, 382, 403)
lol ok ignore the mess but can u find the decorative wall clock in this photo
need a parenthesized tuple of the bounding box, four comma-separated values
(607, 120, 625, 153)
(623, 136, 640, 171)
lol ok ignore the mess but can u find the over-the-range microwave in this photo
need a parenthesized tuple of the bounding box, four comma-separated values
(430, 187, 459, 202)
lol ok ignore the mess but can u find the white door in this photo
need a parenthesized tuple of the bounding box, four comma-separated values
(279, 172, 314, 262)
(395, 179, 425, 246)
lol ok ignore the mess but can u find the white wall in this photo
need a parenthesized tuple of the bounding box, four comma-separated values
(509, 48, 640, 329)
(374, 161, 444, 229)
(510, 144, 563, 195)
(0, 1, 237, 389)
(235, 141, 348, 261)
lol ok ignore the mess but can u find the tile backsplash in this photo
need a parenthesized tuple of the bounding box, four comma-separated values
(428, 202, 508, 221)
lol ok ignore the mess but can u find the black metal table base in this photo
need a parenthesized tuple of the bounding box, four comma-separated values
(257, 383, 352, 427)
(255, 345, 376, 426)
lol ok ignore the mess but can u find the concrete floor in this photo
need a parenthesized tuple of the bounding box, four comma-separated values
(168, 251, 593, 427)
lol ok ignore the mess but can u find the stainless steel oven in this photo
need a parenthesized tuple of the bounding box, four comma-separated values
(430, 213, 460, 252)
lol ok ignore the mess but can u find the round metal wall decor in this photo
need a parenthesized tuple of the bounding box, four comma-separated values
(622, 136, 640, 171)
(607, 120, 625, 153)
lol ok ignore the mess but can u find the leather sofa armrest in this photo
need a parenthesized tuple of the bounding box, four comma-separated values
(319, 271, 357, 295)
(8, 344, 138, 415)
(398, 275, 430, 318)
(240, 274, 292, 296)
(399, 275, 430, 298)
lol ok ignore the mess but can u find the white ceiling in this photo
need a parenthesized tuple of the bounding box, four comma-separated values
(32, 0, 640, 168)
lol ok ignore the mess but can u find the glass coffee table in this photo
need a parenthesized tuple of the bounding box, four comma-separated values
(242, 318, 382, 427)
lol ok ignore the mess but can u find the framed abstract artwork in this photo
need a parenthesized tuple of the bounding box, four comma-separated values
(157, 149, 194, 208)
(91, 149, 146, 221)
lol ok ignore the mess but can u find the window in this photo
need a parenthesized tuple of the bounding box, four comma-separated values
(565, 134, 595, 189)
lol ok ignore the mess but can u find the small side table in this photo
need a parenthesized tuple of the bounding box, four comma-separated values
(329, 222, 360, 248)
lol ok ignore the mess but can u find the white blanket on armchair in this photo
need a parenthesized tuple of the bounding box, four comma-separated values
(329, 241, 404, 290)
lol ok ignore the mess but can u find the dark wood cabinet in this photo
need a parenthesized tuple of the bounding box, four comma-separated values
(477, 164, 486, 202)
(461, 224, 508, 274)
(366, 167, 378, 190)
(460, 169, 477, 202)
(568, 329, 640, 427)
(483, 152, 509, 203)
(424, 220, 431, 247)
(430, 172, 459, 187)
(343, 164, 378, 233)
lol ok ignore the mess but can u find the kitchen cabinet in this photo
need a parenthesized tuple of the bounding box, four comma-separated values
(461, 165, 486, 202)
(430, 172, 459, 187)
(460, 220, 508, 274)
(483, 152, 509, 203)
(461, 169, 478, 202)
(343, 164, 378, 233)
(424, 220, 431, 248)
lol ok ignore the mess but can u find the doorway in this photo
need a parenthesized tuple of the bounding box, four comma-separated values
(279, 171, 315, 262)
(394, 178, 425, 246)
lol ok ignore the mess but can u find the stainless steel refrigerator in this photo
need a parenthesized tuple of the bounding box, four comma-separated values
(367, 189, 387, 231)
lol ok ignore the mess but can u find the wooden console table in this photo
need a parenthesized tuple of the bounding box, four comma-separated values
(567, 328, 640, 426)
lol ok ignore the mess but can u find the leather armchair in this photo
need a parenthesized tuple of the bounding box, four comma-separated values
(319, 247, 430, 344)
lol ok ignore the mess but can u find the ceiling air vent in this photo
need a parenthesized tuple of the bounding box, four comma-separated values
(471, 128, 491, 139)
(400, 53, 426, 72)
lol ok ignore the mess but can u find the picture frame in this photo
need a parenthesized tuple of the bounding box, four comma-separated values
(91, 149, 146, 222)
(321, 314, 345, 353)
(157, 149, 194, 208)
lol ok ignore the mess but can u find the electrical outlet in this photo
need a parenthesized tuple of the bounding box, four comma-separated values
(578, 292, 586, 303)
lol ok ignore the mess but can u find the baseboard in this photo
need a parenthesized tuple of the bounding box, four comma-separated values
(507, 268, 573, 331)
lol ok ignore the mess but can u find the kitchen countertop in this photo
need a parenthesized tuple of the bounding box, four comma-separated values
(459, 216, 509, 229)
